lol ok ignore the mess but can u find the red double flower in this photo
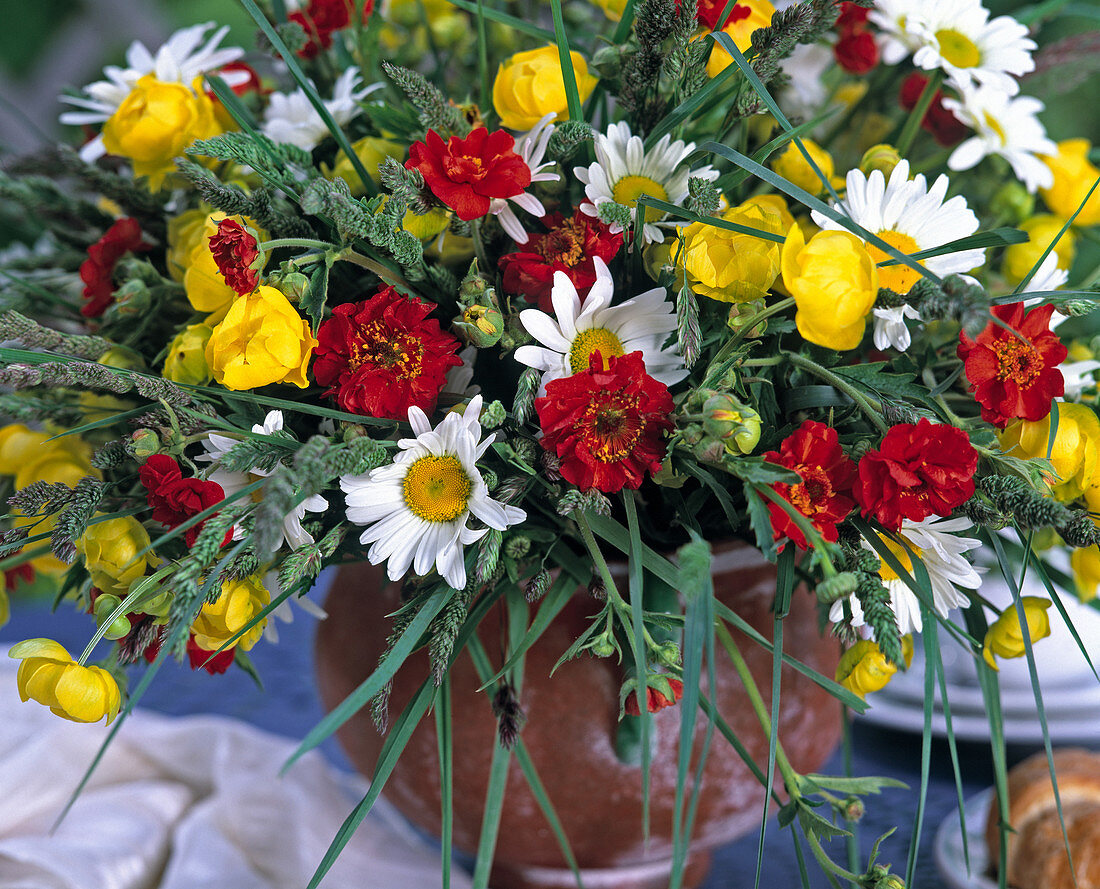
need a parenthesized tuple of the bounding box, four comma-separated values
(289, 0, 374, 59)
(80, 218, 150, 318)
(854, 419, 978, 531)
(899, 73, 969, 147)
(406, 128, 531, 221)
(834, 3, 879, 75)
(209, 219, 260, 295)
(139, 455, 229, 547)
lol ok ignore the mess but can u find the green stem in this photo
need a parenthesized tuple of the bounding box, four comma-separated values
(716, 621, 802, 799)
(785, 352, 889, 435)
(704, 297, 795, 385)
(575, 511, 626, 610)
(895, 70, 944, 158)
(470, 220, 493, 280)
(257, 238, 337, 252)
(336, 249, 414, 292)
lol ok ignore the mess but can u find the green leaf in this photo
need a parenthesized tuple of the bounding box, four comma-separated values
(549, 0, 583, 121)
(301, 260, 330, 331)
(623, 491, 652, 836)
(434, 675, 454, 889)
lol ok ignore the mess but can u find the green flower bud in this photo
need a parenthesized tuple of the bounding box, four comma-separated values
(726, 299, 768, 337)
(272, 271, 311, 303)
(93, 594, 132, 640)
(656, 641, 681, 667)
(130, 429, 161, 459)
(859, 144, 901, 178)
(455, 304, 505, 348)
(589, 634, 616, 658)
(702, 393, 761, 455)
(480, 400, 507, 429)
(991, 182, 1035, 225)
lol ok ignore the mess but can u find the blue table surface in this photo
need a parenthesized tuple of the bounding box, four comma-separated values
(5, 582, 1060, 889)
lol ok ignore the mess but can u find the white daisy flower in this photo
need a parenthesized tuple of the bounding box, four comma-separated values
(1021, 251, 1069, 295)
(872, 304, 923, 352)
(574, 121, 718, 246)
(513, 256, 686, 393)
(943, 86, 1056, 193)
(812, 160, 984, 294)
(869, 0, 933, 66)
(491, 114, 560, 245)
(59, 22, 245, 162)
(261, 571, 328, 644)
(909, 0, 1036, 96)
(341, 396, 526, 590)
(830, 516, 983, 636)
(261, 67, 381, 151)
(199, 410, 328, 551)
(778, 43, 833, 124)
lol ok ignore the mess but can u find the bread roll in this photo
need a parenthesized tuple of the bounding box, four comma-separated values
(985, 748, 1100, 888)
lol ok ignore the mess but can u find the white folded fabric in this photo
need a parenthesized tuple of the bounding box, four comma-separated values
(0, 660, 467, 889)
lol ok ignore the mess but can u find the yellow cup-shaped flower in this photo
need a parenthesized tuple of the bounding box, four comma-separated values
(1041, 139, 1100, 227)
(167, 207, 213, 281)
(205, 284, 316, 390)
(999, 403, 1100, 501)
(102, 75, 223, 191)
(9, 639, 121, 724)
(705, 0, 777, 78)
(493, 46, 598, 131)
(77, 516, 153, 598)
(678, 200, 786, 303)
(1071, 546, 1100, 603)
(0, 424, 49, 476)
(192, 575, 271, 652)
(326, 136, 407, 197)
(593, 0, 629, 20)
(769, 138, 837, 197)
(163, 323, 214, 386)
(781, 225, 879, 350)
(836, 636, 914, 698)
(983, 597, 1052, 670)
(1002, 214, 1076, 285)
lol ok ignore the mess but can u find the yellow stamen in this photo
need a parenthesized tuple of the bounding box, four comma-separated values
(878, 537, 921, 583)
(935, 28, 981, 69)
(868, 229, 923, 294)
(611, 175, 669, 227)
(402, 455, 471, 523)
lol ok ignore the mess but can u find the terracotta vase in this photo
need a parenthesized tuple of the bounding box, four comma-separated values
(315, 542, 842, 889)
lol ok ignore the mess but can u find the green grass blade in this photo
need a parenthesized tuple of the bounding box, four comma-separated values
(931, 613, 971, 873)
(206, 74, 260, 131)
(1023, 539, 1099, 682)
(623, 490, 652, 837)
(645, 63, 741, 148)
(513, 741, 586, 888)
(307, 677, 436, 888)
(284, 586, 456, 772)
(549, 0, 584, 121)
(903, 604, 936, 885)
(710, 29, 842, 206)
(988, 531, 1077, 879)
(1013, 173, 1100, 293)
(446, 0, 555, 40)
(435, 674, 454, 889)
(236, 0, 375, 193)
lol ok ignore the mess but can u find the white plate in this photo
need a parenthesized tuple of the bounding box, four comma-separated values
(934, 789, 997, 889)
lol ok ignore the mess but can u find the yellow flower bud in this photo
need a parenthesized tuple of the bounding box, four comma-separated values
(326, 136, 406, 196)
(704, 0, 777, 78)
(205, 285, 317, 390)
(769, 138, 838, 197)
(167, 207, 212, 281)
(0, 424, 49, 476)
(192, 575, 271, 652)
(592, 0, 629, 20)
(102, 75, 223, 191)
(1002, 214, 1076, 285)
(9, 638, 121, 724)
(999, 403, 1100, 501)
(1040, 139, 1100, 227)
(860, 144, 902, 178)
(163, 323, 215, 386)
(836, 636, 914, 698)
(77, 516, 153, 598)
(403, 206, 451, 241)
(493, 46, 598, 131)
(1071, 546, 1100, 603)
(983, 597, 1052, 670)
(781, 225, 879, 350)
(702, 392, 762, 454)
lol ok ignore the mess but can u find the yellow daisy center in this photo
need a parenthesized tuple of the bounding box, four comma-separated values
(868, 229, 923, 294)
(611, 175, 669, 226)
(935, 28, 981, 69)
(878, 538, 922, 583)
(569, 327, 625, 374)
(402, 455, 471, 523)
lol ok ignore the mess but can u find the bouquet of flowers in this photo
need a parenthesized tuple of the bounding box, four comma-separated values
(2, 0, 1099, 885)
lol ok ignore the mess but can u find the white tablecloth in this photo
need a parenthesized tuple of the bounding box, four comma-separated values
(0, 660, 465, 889)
